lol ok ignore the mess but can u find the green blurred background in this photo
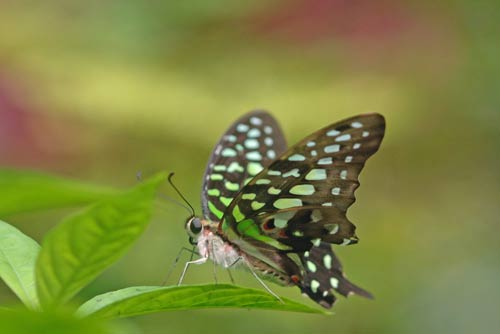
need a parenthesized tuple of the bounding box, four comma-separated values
(1, 1, 499, 333)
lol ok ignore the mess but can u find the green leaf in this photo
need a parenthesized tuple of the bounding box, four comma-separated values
(0, 220, 40, 309)
(0, 169, 118, 216)
(77, 284, 327, 318)
(35, 173, 166, 310)
(0, 308, 114, 334)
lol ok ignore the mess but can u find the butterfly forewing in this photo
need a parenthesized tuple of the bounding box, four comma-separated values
(201, 111, 287, 222)
(220, 113, 385, 252)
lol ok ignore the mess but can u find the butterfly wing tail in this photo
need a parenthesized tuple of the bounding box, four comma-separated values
(298, 242, 373, 308)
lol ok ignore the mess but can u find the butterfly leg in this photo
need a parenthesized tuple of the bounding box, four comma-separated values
(227, 269, 235, 284)
(211, 242, 218, 285)
(163, 246, 199, 285)
(239, 257, 283, 303)
(178, 256, 208, 285)
(223, 257, 242, 285)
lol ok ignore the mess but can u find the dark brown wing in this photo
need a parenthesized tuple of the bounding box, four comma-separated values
(201, 110, 287, 221)
(220, 113, 385, 252)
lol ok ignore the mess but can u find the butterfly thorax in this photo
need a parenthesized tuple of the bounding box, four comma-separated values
(190, 217, 241, 268)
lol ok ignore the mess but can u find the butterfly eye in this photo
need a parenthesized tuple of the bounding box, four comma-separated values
(186, 217, 202, 236)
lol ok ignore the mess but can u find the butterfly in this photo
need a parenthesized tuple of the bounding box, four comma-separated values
(180, 110, 385, 308)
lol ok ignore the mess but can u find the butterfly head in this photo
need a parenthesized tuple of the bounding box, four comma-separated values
(185, 216, 203, 244)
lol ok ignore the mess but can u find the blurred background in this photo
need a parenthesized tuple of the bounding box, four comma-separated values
(1, 0, 499, 333)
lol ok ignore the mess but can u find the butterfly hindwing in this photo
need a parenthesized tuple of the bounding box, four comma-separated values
(220, 113, 385, 252)
(201, 111, 287, 222)
(299, 242, 373, 308)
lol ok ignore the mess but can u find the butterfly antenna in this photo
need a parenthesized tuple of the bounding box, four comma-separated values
(167, 172, 195, 216)
(137, 170, 193, 215)
(158, 193, 193, 215)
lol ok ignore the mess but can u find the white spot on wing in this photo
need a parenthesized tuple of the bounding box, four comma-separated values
(351, 121, 363, 128)
(227, 162, 244, 173)
(307, 261, 317, 273)
(221, 148, 237, 157)
(250, 117, 262, 125)
(324, 144, 340, 153)
(283, 168, 300, 178)
(305, 169, 327, 180)
(225, 135, 237, 142)
(323, 255, 332, 269)
(327, 129, 340, 136)
(244, 139, 259, 149)
(289, 184, 315, 195)
(335, 134, 351, 142)
(311, 280, 320, 293)
(288, 154, 306, 161)
(318, 157, 332, 165)
(248, 128, 261, 138)
(237, 124, 249, 132)
(330, 277, 339, 288)
(246, 151, 262, 161)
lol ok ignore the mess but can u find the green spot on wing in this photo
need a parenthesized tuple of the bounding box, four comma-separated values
(242, 193, 256, 200)
(213, 165, 226, 172)
(236, 219, 258, 236)
(232, 205, 245, 222)
(251, 201, 265, 210)
(305, 169, 327, 181)
(221, 148, 237, 157)
(268, 187, 281, 195)
(274, 198, 303, 209)
(247, 162, 263, 176)
(289, 184, 315, 195)
(207, 189, 220, 196)
(225, 181, 239, 191)
(227, 162, 244, 173)
(220, 196, 232, 207)
(208, 201, 223, 219)
(210, 174, 223, 181)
